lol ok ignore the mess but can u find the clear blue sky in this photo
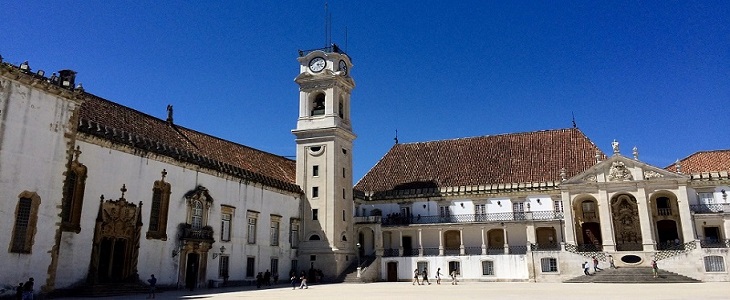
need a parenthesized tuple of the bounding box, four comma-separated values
(2, 1, 728, 181)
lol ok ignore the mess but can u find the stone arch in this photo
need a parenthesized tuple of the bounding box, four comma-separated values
(649, 190, 684, 245)
(572, 195, 601, 247)
(487, 229, 504, 254)
(611, 193, 642, 251)
(443, 230, 461, 251)
(357, 227, 376, 256)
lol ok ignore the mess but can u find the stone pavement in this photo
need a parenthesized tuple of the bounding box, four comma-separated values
(54, 281, 730, 300)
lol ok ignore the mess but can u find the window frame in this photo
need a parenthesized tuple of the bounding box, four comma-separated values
(10, 192, 40, 254)
(481, 260, 495, 276)
(61, 149, 87, 233)
(270, 215, 281, 246)
(541, 257, 559, 273)
(290, 219, 300, 248)
(147, 170, 171, 240)
(247, 211, 259, 244)
(704, 256, 726, 272)
(219, 255, 230, 278)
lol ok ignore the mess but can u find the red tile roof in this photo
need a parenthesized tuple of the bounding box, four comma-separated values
(666, 150, 730, 174)
(78, 93, 300, 193)
(354, 128, 604, 195)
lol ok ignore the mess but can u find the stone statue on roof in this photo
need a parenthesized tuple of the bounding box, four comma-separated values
(612, 139, 620, 154)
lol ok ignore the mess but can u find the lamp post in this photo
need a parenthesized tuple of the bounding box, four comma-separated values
(356, 242, 362, 278)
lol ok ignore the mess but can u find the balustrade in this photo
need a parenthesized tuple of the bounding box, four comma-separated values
(690, 204, 729, 213)
(700, 239, 730, 248)
(381, 211, 563, 227)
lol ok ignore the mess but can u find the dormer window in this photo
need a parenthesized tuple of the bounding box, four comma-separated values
(311, 93, 325, 116)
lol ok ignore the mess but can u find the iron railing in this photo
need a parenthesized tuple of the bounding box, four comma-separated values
(615, 242, 642, 251)
(353, 216, 382, 224)
(383, 248, 399, 257)
(422, 247, 440, 256)
(530, 243, 561, 251)
(464, 246, 483, 255)
(509, 245, 528, 254)
(381, 211, 563, 226)
(656, 241, 686, 250)
(690, 204, 729, 213)
(700, 239, 730, 248)
(181, 226, 215, 243)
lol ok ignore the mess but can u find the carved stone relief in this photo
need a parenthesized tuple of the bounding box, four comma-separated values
(608, 161, 634, 181)
(643, 170, 664, 179)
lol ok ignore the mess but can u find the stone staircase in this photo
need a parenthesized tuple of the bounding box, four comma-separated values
(564, 267, 700, 283)
(336, 256, 376, 283)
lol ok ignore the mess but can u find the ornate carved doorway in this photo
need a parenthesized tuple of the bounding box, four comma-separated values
(611, 194, 642, 251)
(88, 189, 143, 284)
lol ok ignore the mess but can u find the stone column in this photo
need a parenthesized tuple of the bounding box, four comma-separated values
(503, 226, 510, 254)
(480, 226, 487, 255)
(598, 190, 616, 251)
(375, 227, 384, 256)
(418, 228, 423, 257)
(526, 223, 536, 245)
(636, 187, 656, 251)
(438, 228, 444, 256)
(459, 227, 465, 255)
(398, 230, 404, 257)
(561, 192, 577, 244)
(676, 185, 696, 242)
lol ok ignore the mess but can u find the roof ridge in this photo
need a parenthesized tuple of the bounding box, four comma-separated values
(397, 127, 579, 145)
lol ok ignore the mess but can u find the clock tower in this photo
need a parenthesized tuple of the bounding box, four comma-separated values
(292, 45, 356, 278)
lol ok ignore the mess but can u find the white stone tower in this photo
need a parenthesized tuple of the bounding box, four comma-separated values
(292, 45, 356, 278)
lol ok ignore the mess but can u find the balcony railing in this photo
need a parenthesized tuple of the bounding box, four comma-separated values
(690, 204, 729, 214)
(354, 216, 382, 224)
(381, 211, 563, 226)
(700, 239, 730, 248)
(383, 248, 399, 257)
(656, 241, 685, 250)
(530, 243, 561, 251)
(657, 207, 672, 216)
(181, 225, 215, 243)
(382, 246, 530, 256)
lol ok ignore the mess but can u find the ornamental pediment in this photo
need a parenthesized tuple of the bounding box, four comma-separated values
(564, 155, 686, 185)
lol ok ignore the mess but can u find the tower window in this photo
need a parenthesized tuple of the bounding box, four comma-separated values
(312, 165, 319, 177)
(312, 209, 319, 220)
(338, 99, 344, 118)
(312, 187, 319, 198)
(311, 94, 325, 116)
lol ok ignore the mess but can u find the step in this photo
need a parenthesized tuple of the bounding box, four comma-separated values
(565, 267, 700, 284)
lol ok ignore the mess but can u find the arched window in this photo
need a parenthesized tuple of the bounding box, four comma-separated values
(338, 98, 344, 118)
(147, 169, 171, 240)
(192, 200, 203, 230)
(582, 200, 596, 219)
(656, 196, 671, 216)
(61, 146, 87, 233)
(309, 234, 321, 241)
(311, 94, 325, 116)
(11, 192, 40, 254)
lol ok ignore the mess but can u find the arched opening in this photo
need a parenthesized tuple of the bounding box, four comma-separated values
(444, 230, 460, 254)
(311, 93, 325, 116)
(611, 194, 642, 251)
(536, 227, 558, 249)
(656, 220, 680, 249)
(309, 234, 321, 241)
(656, 197, 672, 216)
(487, 229, 504, 254)
(580, 222, 602, 251)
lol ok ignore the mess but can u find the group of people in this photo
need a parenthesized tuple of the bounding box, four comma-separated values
(255, 270, 279, 288)
(14, 278, 34, 300)
(582, 255, 659, 278)
(290, 271, 309, 289)
(412, 267, 458, 285)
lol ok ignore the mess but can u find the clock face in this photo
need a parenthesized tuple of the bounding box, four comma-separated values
(309, 57, 326, 73)
(338, 60, 348, 75)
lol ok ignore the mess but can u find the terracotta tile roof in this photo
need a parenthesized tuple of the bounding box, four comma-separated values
(354, 128, 604, 195)
(77, 93, 300, 194)
(665, 150, 730, 174)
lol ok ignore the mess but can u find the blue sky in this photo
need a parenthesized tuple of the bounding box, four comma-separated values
(2, 1, 728, 181)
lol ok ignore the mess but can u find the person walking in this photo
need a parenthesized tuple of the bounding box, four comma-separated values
(592, 256, 603, 272)
(147, 274, 157, 299)
(435, 268, 442, 285)
(422, 267, 431, 285)
(450, 269, 458, 285)
(290, 272, 298, 290)
(15, 283, 23, 300)
(412, 268, 421, 285)
(583, 261, 591, 275)
(651, 259, 659, 278)
(299, 271, 308, 289)
(608, 255, 616, 269)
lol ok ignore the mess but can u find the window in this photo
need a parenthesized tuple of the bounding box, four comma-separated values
(699, 193, 715, 205)
(312, 209, 318, 221)
(312, 165, 319, 177)
(221, 212, 232, 242)
(246, 257, 255, 277)
(270, 258, 279, 277)
(475, 204, 486, 221)
(312, 187, 319, 198)
(401, 206, 411, 218)
(417, 261, 429, 274)
(291, 260, 298, 274)
(342, 210, 346, 221)
(481, 261, 494, 275)
(513, 202, 525, 220)
(553, 200, 563, 212)
(448, 261, 460, 275)
(338, 99, 344, 118)
(343, 188, 346, 199)
(219, 255, 230, 278)
(247, 211, 259, 244)
(311, 93, 325, 116)
(309, 234, 321, 240)
(582, 200, 596, 219)
(61, 146, 87, 233)
(310, 255, 317, 261)
(439, 205, 449, 217)
(343, 167, 346, 178)
(147, 169, 171, 240)
(270, 215, 281, 246)
(541, 258, 558, 272)
(290, 219, 300, 248)
(704, 256, 725, 272)
(11, 192, 40, 254)
(192, 200, 203, 229)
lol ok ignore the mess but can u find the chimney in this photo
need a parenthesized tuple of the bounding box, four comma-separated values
(58, 69, 77, 89)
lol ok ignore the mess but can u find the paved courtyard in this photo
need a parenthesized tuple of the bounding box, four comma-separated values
(55, 281, 730, 300)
